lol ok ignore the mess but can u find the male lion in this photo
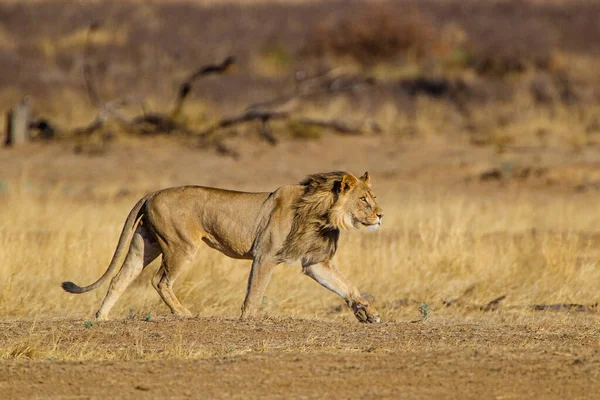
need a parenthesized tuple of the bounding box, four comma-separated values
(62, 171, 383, 323)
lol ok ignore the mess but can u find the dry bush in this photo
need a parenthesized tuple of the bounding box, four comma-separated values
(305, 4, 438, 66)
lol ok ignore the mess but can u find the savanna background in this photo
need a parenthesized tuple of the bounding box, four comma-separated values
(1, 0, 599, 398)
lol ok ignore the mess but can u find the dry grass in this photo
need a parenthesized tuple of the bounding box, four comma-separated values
(1, 179, 600, 324)
(0, 311, 598, 362)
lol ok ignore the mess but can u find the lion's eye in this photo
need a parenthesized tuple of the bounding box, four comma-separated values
(360, 197, 368, 203)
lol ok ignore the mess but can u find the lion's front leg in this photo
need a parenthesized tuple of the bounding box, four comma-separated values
(302, 261, 380, 323)
(240, 258, 278, 320)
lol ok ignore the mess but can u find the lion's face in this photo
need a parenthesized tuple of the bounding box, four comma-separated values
(330, 172, 383, 231)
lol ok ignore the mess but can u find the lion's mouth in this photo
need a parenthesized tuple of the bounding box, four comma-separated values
(361, 220, 381, 232)
(362, 221, 381, 226)
(353, 216, 382, 230)
(361, 219, 382, 227)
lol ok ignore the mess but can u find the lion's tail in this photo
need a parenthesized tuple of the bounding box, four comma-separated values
(61, 194, 151, 294)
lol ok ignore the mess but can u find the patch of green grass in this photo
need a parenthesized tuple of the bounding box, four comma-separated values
(419, 303, 429, 320)
(262, 41, 294, 69)
(287, 121, 324, 139)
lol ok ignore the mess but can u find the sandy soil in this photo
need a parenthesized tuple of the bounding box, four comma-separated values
(1, 316, 599, 399)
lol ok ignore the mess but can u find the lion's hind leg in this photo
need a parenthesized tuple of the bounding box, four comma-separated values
(151, 252, 195, 317)
(95, 226, 161, 320)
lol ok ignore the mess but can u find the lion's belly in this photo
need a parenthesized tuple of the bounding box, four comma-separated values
(201, 234, 254, 260)
(196, 191, 272, 259)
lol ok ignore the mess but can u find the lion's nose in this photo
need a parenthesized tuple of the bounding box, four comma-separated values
(377, 212, 384, 219)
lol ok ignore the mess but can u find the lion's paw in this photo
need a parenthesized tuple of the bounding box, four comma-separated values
(352, 301, 381, 323)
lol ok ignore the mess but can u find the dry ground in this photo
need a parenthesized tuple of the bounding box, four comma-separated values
(1, 315, 599, 399)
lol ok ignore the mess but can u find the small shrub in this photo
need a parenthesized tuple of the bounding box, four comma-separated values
(83, 320, 95, 329)
(419, 303, 429, 320)
(127, 307, 136, 319)
(287, 121, 324, 139)
(261, 41, 294, 69)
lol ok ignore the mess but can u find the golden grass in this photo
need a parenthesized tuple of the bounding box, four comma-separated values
(1, 179, 600, 324)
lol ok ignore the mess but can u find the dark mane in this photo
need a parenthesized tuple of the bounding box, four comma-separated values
(277, 172, 349, 265)
(299, 171, 346, 189)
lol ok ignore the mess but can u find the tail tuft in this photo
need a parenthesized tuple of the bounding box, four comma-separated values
(61, 281, 85, 294)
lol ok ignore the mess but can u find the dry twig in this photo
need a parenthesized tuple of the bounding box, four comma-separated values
(481, 295, 506, 312)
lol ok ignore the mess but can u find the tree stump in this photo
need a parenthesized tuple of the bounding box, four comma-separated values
(5, 97, 31, 147)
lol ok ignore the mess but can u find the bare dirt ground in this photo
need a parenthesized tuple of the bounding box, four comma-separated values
(1, 315, 599, 399)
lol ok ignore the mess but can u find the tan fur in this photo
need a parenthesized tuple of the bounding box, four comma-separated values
(62, 171, 383, 323)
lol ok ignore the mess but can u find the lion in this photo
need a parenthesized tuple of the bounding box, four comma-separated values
(62, 171, 383, 323)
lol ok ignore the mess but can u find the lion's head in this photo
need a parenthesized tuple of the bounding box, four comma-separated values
(328, 172, 383, 231)
(280, 171, 384, 266)
(293, 170, 384, 234)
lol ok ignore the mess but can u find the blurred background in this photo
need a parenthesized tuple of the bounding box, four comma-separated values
(2, 0, 600, 186)
(1, 0, 600, 321)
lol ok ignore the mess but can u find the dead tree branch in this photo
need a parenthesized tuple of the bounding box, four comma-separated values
(198, 69, 380, 147)
(532, 303, 598, 312)
(481, 295, 506, 312)
(79, 20, 235, 138)
(199, 110, 289, 137)
(121, 56, 237, 135)
(198, 108, 368, 148)
(81, 20, 236, 138)
(73, 99, 130, 136)
(245, 70, 377, 113)
(171, 56, 236, 117)
(83, 20, 103, 107)
(41, 21, 379, 157)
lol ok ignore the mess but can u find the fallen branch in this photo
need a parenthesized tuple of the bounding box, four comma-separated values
(82, 21, 236, 137)
(51, 22, 381, 156)
(82, 20, 103, 107)
(72, 99, 130, 136)
(198, 109, 370, 144)
(199, 110, 289, 138)
(119, 57, 236, 136)
(481, 295, 506, 312)
(245, 70, 377, 113)
(171, 56, 236, 117)
(259, 118, 278, 145)
(293, 117, 363, 135)
(78, 23, 236, 139)
(532, 303, 598, 312)
(214, 140, 240, 160)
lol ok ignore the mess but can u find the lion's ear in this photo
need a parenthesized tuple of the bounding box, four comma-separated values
(340, 174, 358, 194)
(359, 171, 371, 186)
